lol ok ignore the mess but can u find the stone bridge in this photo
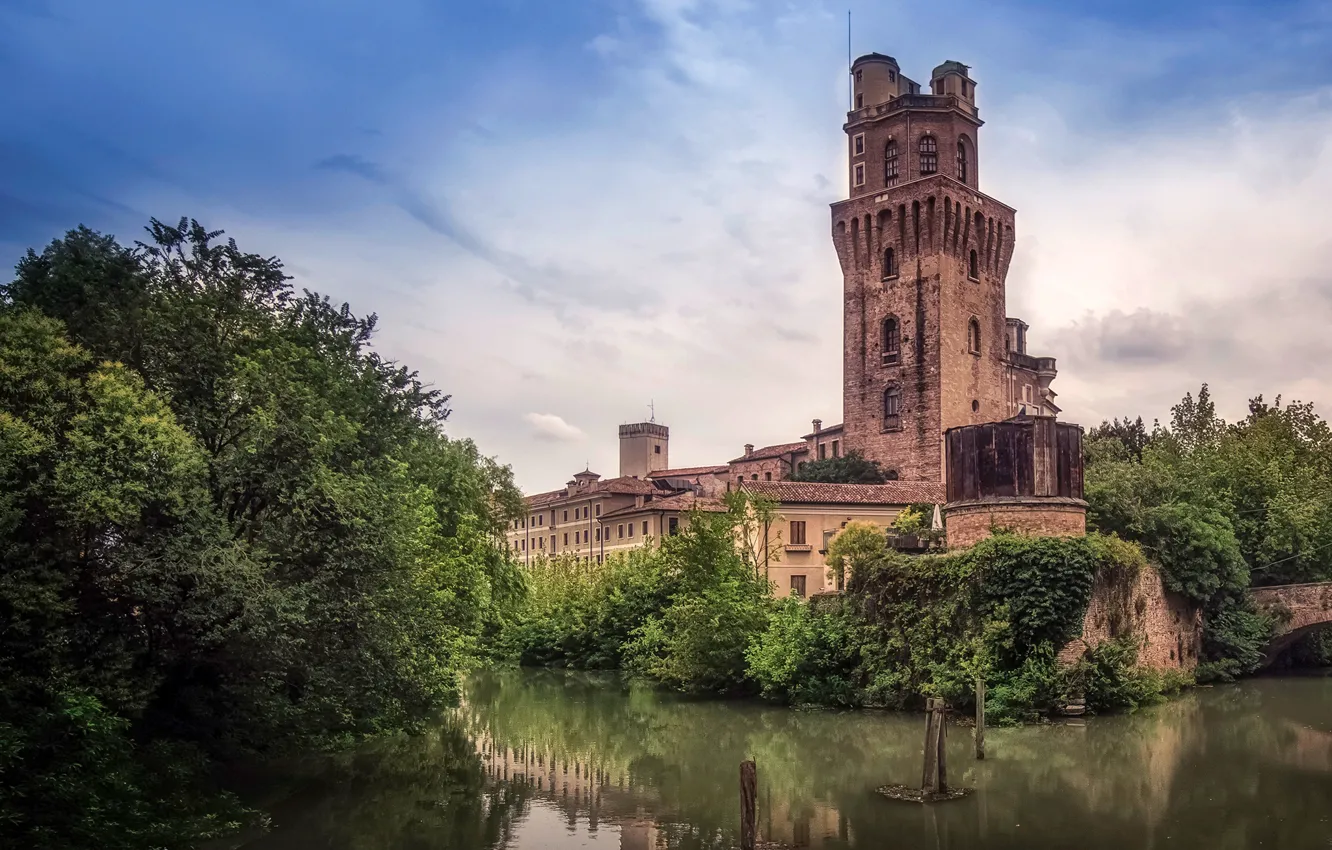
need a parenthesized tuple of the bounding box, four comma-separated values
(1249, 581, 1332, 665)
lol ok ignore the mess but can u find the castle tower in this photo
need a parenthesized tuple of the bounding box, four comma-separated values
(834, 53, 1052, 482)
(618, 422, 669, 478)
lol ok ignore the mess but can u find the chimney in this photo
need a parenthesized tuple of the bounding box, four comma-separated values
(812, 419, 822, 433)
(744, 443, 754, 457)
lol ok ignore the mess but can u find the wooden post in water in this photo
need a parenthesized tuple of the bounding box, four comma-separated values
(975, 676, 986, 760)
(921, 698, 948, 797)
(740, 759, 757, 850)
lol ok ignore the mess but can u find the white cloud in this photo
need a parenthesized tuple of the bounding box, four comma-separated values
(190, 1, 1332, 491)
(525, 413, 586, 443)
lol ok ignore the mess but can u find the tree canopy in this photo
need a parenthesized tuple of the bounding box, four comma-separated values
(790, 450, 891, 484)
(0, 219, 522, 848)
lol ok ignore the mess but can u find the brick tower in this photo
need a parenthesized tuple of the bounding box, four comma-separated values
(833, 53, 1056, 482)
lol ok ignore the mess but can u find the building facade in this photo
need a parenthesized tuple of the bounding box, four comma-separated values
(834, 53, 1058, 483)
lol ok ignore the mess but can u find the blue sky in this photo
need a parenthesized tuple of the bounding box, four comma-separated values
(6, 0, 1332, 491)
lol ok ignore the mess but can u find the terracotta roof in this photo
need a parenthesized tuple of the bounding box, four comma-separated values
(740, 480, 944, 505)
(801, 422, 845, 440)
(647, 465, 730, 478)
(522, 475, 657, 506)
(729, 442, 809, 464)
(599, 491, 727, 519)
(595, 477, 659, 495)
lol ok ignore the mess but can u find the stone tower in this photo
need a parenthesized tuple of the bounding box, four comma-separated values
(833, 53, 1056, 482)
(618, 421, 669, 478)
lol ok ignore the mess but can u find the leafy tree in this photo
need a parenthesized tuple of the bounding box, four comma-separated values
(790, 450, 890, 484)
(1, 219, 523, 847)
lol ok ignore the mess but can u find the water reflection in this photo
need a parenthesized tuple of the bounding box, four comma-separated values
(238, 669, 1332, 850)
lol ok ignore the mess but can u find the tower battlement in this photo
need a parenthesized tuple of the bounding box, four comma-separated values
(836, 50, 1058, 482)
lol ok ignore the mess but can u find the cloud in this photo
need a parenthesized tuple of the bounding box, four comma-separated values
(524, 413, 586, 443)
(9, 0, 1332, 492)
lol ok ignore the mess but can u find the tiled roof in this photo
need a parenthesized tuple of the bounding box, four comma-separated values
(740, 480, 945, 505)
(522, 475, 657, 506)
(647, 465, 730, 478)
(595, 477, 659, 495)
(599, 491, 727, 519)
(729, 442, 809, 464)
(801, 422, 845, 439)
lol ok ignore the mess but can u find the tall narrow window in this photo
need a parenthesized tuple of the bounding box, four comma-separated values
(882, 316, 900, 365)
(853, 133, 865, 156)
(919, 136, 938, 175)
(969, 249, 979, 280)
(883, 385, 902, 430)
(790, 575, 807, 598)
(855, 92, 863, 109)
(790, 521, 807, 545)
(853, 162, 865, 187)
(885, 140, 899, 186)
(968, 318, 981, 355)
(882, 247, 897, 279)
(957, 139, 968, 183)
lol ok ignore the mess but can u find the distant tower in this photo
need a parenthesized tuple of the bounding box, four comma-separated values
(618, 422, 669, 478)
(833, 53, 1055, 482)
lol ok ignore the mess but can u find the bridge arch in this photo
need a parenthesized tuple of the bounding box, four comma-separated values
(1249, 582, 1332, 666)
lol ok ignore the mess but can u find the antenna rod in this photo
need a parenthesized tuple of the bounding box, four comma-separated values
(847, 10, 852, 110)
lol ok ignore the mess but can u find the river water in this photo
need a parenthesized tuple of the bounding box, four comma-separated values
(235, 669, 1332, 850)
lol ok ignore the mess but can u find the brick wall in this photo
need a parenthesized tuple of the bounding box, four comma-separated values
(943, 498, 1086, 549)
(1059, 564, 1202, 671)
(833, 174, 1016, 483)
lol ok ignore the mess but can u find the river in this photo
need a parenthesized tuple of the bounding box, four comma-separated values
(234, 669, 1332, 849)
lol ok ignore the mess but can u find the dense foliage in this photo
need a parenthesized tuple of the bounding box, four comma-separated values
(512, 512, 1182, 722)
(790, 450, 891, 483)
(1085, 385, 1332, 678)
(0, 220, 522, 848)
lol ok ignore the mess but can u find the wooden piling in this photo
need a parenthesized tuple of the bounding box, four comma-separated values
(975, 676, 986, 760)
(921, 698, 948, 797)
(740, 759, 757, 850)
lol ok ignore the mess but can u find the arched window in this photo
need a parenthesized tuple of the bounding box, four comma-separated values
(884, 140, 899, 186)
(957, 139, 969, 183)
(882, 247, 897, 279)
(884, 469, 900, 481)
(919, 135, 938, 175)
(882, 316, 900, 365)
(968, 318, 981, 355)
(969, 249, 979, 280)
(883, 385, 901, 430)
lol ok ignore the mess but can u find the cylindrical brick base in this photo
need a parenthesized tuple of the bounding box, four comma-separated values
(943, 497, 1087, 550)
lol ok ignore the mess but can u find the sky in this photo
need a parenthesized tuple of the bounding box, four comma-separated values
(5, 0, 1332, 492)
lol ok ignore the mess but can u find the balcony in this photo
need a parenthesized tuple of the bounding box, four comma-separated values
(1009, 352, 1057, 377)
(849, 94, 978, 123)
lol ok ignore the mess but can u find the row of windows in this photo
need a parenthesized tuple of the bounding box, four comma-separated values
(817, 440, 841, 461)
(854, 136, 970, 188)
(737, 472, 775, 483)
(512, 518, 683, 553)
(512, 503, 602, 530)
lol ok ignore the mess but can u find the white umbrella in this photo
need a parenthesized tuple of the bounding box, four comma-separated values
(931, 503, 943, 531)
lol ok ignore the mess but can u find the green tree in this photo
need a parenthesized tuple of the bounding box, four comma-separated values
(1, 219, 523, 847)
(790, 450, 890, 483)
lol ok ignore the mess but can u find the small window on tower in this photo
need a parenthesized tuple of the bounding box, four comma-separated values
(957, 139, 969, 183)
(854, 163, 865, 187)
(883, 385, 902, 430)
(855, 93, 864, 109)
(889, 70, 896, 82)
(853, 133, 865, 156)
(885, 141, 899, 186)
(969, 249, 979, 280)
(882, 316, 900, 365)
(969, 318, 981, 355)
(919, 136, 938, 175)
(855, 69, 862, 83)
(654, 444, 661, 454)
(764, 472, 772, 481)
(882, 247, 897, 279)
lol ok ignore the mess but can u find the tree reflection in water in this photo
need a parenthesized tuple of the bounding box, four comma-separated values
(241, 669, 1332, 850)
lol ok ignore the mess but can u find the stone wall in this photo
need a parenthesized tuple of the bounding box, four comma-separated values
(1058, 564, 1202, 671)
(943, 497, 1086, 549)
